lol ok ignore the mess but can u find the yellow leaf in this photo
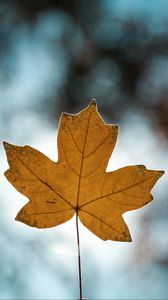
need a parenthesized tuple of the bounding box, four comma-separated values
(3, 100, 164, 241)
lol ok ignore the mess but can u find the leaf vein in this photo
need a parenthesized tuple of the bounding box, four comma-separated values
(27, 208, 74, 216)
(84, 132, 111, 159)
(67, 123, 82, 154)
(61, 142, 80, 177)
(80, 210, 122, 235)
(12, 151, 74, 209)
(76, 111, 93, 206)
(79, 174, 156, 209)
(81, 150, 108, 179)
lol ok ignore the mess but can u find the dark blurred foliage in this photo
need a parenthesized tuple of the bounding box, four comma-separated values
(0, 0, 168, 139)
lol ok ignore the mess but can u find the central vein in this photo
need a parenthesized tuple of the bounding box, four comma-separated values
(76, 111, 92, 209)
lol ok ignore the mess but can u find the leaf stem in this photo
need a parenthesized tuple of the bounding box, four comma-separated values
(76, 212, 83, 300)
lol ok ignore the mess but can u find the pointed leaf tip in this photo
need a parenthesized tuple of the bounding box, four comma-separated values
(3, 141, 9, 148)
(15, 213, 22, 222)
(3, 142, 18, 153)
(114, 124, 119, 130)
(89, 99, 97, 107)
(157, 170, 165, 179)
(3, 141, 16, 147)
(61, 112, 68, 117)
(3, 141, 12, 150)
(126, 235, 132, 242)
(15, 214, 19, 221)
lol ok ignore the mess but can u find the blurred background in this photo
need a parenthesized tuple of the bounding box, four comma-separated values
(0, 0, 168, 299)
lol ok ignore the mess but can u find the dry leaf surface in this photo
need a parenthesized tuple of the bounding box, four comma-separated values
(3, 100, 164, 241)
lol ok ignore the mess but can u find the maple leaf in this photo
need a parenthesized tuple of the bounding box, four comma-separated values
(3, 100, 164, 242)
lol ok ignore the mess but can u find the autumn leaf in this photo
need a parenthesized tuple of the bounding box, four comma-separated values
(3, 100, 164, 242)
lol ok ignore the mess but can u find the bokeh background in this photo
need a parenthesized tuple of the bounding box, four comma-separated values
(0, 0, 168, 299)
